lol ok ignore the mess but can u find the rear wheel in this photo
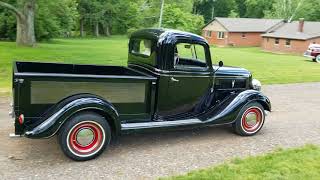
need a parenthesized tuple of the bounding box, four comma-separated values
(233, 102, 265, 136)
(58, 112, 111, 161)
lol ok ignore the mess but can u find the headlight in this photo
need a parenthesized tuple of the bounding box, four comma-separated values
(251, 79, 261, 91)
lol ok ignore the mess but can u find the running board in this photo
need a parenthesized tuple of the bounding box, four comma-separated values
(121, 119, 202, 130)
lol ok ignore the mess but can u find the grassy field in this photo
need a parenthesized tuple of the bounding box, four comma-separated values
(161, 145, 320, 180)
(1, 36, 320, 94)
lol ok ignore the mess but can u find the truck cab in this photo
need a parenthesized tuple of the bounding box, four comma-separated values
(128, 29, 256, 120)
(11, 29, 271, 161)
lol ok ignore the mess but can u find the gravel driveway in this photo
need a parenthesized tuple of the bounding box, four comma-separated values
(0, 83, 319, 180)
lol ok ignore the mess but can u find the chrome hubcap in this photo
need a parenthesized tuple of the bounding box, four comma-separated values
(245, 112, 258, 126)
(76, 128, 95, 146)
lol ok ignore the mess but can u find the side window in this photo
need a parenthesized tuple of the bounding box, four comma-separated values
(174, 43, 208, 70)
(131, 39, 152, 56)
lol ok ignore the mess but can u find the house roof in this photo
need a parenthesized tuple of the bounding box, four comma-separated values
(203, 17, 284, 32)
(262, 21, 320, 40)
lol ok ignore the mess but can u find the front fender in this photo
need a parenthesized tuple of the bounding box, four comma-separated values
(25, 95, 120, 138)
(201, 90, 271, 125)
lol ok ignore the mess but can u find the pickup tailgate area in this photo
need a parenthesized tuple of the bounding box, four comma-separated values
(13, 61, 157, 135)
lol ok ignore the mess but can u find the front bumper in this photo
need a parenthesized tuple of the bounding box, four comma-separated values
(9, 133, 23, 138)
(303, 52, 315, 59)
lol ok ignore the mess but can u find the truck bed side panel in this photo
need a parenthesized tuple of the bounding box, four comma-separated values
(15, 74, 155, 131)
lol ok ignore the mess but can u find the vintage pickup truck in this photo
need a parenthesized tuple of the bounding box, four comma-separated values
(10, 29, 271, 161)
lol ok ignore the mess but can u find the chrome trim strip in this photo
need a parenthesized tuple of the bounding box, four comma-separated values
(129, 64, 212, 77)
(129, 64, 250, 78)
(15, 72, 157, 80)
(121, 119, 202, 130)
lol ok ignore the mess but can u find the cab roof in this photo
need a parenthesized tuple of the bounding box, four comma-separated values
(130, 28, 208, 45)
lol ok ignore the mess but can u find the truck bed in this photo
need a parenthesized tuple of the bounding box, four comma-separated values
(12, 61, 157, 126)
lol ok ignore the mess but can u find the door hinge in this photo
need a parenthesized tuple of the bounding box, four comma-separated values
(14, 78, 24, 84)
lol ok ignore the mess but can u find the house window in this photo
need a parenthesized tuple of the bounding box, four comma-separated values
(206, 31, 212, 38)
(275, 38, 279, 45)
(217, 32, 225, 39)
(241, 33, 246, 38)
(285, 39, 291, 46)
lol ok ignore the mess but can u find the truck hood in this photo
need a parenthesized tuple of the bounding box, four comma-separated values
(213, 65, 251, 78)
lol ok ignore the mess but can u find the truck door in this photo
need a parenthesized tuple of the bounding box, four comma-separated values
(160, 42, 213, 119)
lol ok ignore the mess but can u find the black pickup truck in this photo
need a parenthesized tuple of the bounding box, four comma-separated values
(11, 29, 271, 161)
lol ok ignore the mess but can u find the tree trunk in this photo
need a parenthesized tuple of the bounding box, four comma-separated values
(105, 25, 110, 36)
(102, 22, 110, 36)
(94, 22, 99, 37)
(0, 0, 36, 46)
(17, 0, 36, 46)
(80, 18, 84, 37)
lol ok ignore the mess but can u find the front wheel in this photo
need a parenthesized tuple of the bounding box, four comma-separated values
(315, 55, 320, 63)
(233, 102, 265, 136)
(58, 112, 111, 161)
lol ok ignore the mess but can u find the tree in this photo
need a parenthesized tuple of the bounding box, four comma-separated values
(0, 0, 36, 46)
(0, 4, 16, 40)
(235, 0, 246, 17)
(77, 0, 114, 37)
(36, 0, 78, 40)
(245, 0, 274, 18)
(265, 0, 320, 21)
(193, 0, 236, 23)
(162, 4, 204, 34)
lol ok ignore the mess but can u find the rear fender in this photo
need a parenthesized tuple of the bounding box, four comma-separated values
(202, 90, 271, 124)
(25, 94, 120, 138)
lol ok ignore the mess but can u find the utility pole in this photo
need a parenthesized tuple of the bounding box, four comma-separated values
(211, 0, 216, 20)
(159, 0, 165, 28)
(211, 6, 214, 20)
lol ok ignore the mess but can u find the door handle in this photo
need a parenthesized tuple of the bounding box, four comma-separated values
(170, 77, 179, 82)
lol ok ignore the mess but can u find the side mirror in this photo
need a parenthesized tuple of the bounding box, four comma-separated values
(219, 61, 224, 67)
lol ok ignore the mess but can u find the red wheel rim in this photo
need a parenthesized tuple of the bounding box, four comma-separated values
(241, 107, 263, 132)
(68, 121, 105, 157)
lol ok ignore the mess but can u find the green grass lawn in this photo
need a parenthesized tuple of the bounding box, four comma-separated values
(1, 36, 320, 94)
(161, 145, 320, 180)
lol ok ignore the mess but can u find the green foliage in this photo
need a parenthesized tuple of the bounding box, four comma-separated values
(0, 0, 16, 40)
(112, 1, 142, 34)
(0, 0, 78, 40)
(265, 0, 320, 21)
(0, 10, 15, 40)
(0, 0, 320, 40)
(214, 0, 236, 18)
(162, 4, 204, 34)
(244, 0, 274, 18)
(235, 0, 247, 17)
(161, 145, 320, 180)
(36, 0, 78, 40)
(194, 0, 236, 23)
